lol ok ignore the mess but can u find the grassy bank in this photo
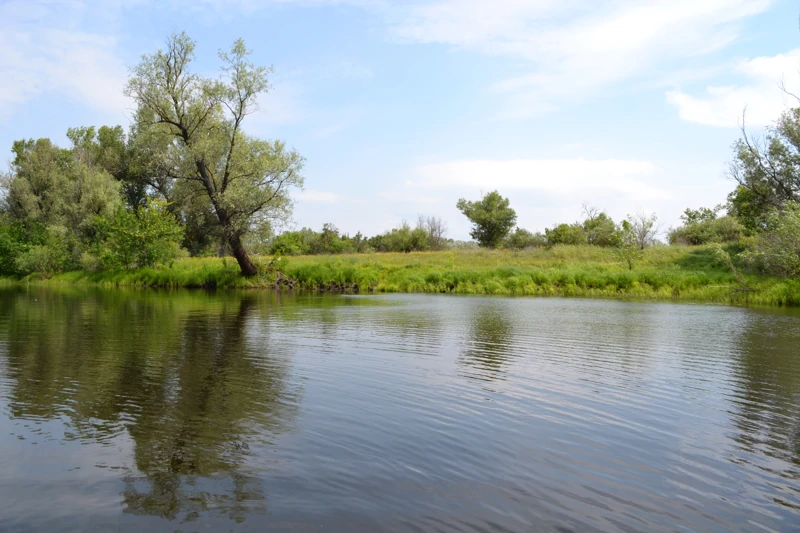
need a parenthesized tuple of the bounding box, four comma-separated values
(5, 245, 800, 306)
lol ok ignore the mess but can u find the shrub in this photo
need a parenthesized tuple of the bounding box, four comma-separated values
(12, 225, 76, 276)
(269, 230, 311, 255)
(545, 223, 588, 246)
(741, 202, 800, 278)
(669, 207, 745, 245)
(583, 212, 619, 247)
(504, 228, 546, 250)
(0, 217, 62, 275)
(92, 199, 184, 269)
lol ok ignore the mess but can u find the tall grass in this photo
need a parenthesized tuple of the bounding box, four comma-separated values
(6, 245, 799, 307)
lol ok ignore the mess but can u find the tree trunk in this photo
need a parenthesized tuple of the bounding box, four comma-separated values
(228, 234, 258, 277)
(195, 161, 257, 277)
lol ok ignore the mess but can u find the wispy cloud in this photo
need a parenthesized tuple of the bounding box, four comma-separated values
(389, 0, 775, 117)
(666, 49, 800, 128)
(4, 0, 774, 125)
(0, 0, 130, 122)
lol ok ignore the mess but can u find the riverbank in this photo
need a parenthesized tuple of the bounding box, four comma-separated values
(4, 245, 799, 306)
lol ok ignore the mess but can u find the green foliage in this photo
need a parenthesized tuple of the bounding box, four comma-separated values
(5, 137, 122, 233)
(0, 217, 50, 275)
(504, 228, 546, 250)
(90, 199, 185, 269)
(309, 223, 354, 255)
(545, 223, 588, 246)
(268, 224, 370, 256)
(740, 202, 800, 278)
(369, 222, 431, 253)
(1, 135, 123, 276)
(583, 212, 619, 246)
(125, 32, 304, 276)
(21, 246, 800, 307)
(269, 229, 312, 256)
(456, 191, 517, 249)
(267, 218, 446, 256)
(727, 185, 774, 231)
(13, 237, 75, 276)
(615, 220, 643, 270)
(728, 108, 800, 226)
(614, 243, 643, 271)
(68, 125, 127, 178)
(669, 206, 746, 245)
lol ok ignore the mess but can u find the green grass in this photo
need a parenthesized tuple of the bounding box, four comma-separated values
(4, 245, 800, 307)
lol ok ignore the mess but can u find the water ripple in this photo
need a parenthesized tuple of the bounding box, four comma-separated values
(0, 290, 798, 531)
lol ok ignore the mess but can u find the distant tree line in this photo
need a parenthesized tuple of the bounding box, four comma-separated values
(263, 216, 452, 256)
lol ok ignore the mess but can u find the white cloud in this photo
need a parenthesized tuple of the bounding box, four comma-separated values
(390, 0, 775, 116)
(4, 0, 775, 125)
(405, 158, 664, 199)
(0, 1, 130, 122)
(666, 50, 800, 127)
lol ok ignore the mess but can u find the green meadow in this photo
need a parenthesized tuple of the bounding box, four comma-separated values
(6, 244, 799, 307)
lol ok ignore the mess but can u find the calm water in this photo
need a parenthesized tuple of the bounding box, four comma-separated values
(0, 288, 799, 532)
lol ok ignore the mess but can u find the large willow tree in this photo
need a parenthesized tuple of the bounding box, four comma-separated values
(125, 33, 304, 276)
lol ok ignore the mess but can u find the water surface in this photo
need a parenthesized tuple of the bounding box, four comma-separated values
(0, 288, 798, 532)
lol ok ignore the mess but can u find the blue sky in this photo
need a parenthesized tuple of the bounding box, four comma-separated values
(1, 0, 798, 239)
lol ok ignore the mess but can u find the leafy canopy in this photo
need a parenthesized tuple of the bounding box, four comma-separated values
(456, 191, 517, 249)
(728, 108, 800, 229)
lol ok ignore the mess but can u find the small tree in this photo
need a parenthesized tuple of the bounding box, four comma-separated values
(626, 211, 661, 249)
(615, 220, 643, 271)
(419, 215, 448, 251)
(456, 191, 517, 249)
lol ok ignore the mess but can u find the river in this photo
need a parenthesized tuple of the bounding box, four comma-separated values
(0, 287, 798, 532)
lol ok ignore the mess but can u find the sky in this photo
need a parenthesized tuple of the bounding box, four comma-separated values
(1, 0, 799, 240)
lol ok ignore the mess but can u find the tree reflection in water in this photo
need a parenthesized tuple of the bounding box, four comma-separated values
(0, 289, 299, 524)
(731, 311, 800, 473)
(459, 302, 516, 382)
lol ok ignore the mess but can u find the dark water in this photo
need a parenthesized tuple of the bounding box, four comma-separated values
(0, 288, 799, 532)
